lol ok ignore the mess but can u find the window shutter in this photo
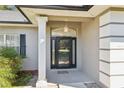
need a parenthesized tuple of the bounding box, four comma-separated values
(20, 34, 26, 58)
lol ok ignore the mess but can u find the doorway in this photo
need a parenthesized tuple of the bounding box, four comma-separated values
(51, 37, 76, 69)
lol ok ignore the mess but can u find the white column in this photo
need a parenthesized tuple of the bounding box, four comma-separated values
(36, 16, 48, 87)
(99, 10, 124, 88)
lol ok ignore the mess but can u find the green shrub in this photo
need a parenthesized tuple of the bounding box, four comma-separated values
(0, 77, 12, 87)
(0, 47, 19, 59)
(0, 47, 22, 87)
(14, 71, 32, 86)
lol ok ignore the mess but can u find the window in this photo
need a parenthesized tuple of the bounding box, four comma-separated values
(0, 34, 20, 52)
(0, 34, 26, 57)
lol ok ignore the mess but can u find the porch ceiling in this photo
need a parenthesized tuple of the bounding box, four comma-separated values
(18, 5, 111, 25)
(19, 8, 94, 25)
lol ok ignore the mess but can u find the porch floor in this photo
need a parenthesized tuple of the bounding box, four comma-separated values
(23, 70, 100, 88)
(47, 70, 96, 88)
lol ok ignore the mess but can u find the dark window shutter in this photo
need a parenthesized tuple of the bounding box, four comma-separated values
(20, 34, 26, 58)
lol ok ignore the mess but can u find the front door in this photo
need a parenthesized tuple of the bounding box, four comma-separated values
(51, 37, 76, 69)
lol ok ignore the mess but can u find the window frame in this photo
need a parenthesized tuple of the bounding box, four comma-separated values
(0, 34, 20, 53)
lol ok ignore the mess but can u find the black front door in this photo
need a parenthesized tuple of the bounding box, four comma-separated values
(51, 37, 76, 69)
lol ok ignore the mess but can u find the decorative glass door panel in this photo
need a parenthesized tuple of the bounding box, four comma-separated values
(57, 38, 71, 68)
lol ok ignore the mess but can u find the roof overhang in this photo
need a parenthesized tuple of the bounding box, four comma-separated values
(1, 5, 124, 26)
(16, 5, 109, 25)
(18, 5, 110, 17)
(17, 5, 93, 11)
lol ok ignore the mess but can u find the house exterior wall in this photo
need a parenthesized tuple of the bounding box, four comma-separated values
(80, 17, 100, 85)
(2, 7, 124, 88)
(0, 26, 38, 70)
(46, 21, 82, 78)
(99, 10, 124, 88)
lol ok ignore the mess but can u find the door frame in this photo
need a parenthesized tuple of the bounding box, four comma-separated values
(51, 36, 77, 69)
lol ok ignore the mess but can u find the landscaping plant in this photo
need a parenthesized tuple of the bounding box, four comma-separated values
(0, 47, 22, 87)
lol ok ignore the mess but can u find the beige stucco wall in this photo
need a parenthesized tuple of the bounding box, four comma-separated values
(0, 26, 38, 70)
(80, 17, 100, 85)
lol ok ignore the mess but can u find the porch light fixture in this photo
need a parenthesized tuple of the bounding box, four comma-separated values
(64, 22, 68, 32)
